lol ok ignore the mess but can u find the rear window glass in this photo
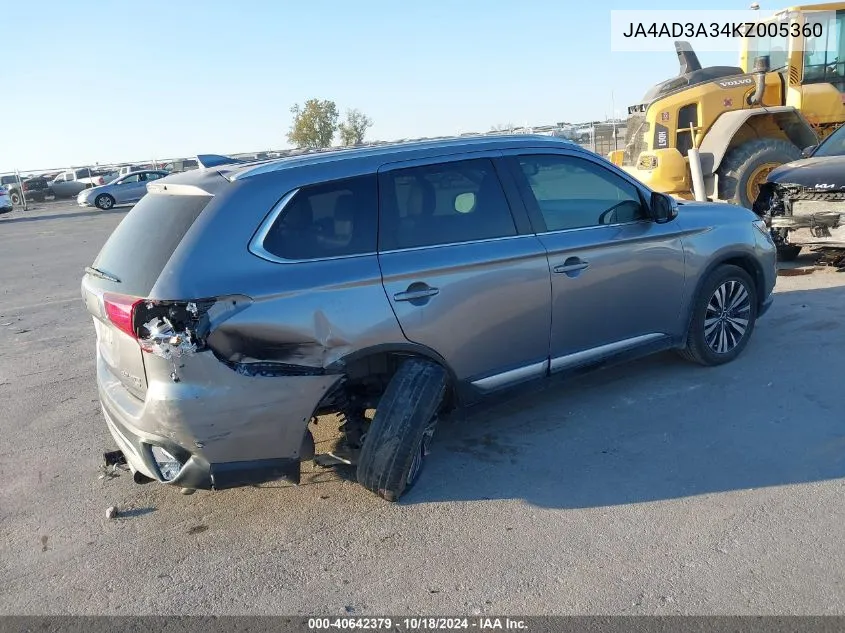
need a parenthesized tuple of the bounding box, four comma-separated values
(260, 175, 378, 260)
(91, 193, 211, 296)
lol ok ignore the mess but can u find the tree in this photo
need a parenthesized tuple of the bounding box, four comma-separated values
(338, 109, 374, 146)
(287, 99, 339, 149)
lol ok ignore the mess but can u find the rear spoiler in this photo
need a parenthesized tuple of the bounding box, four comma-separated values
(147, 182, 213, 196)
(196, 154, 245, 169)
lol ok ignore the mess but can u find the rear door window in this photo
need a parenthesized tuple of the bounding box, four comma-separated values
(378, 158, 517, 250)
(90, 193, 212, 296)
(258, 175, 378, 261)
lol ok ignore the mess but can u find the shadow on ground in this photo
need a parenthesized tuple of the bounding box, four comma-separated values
(0, 208, 127, 224)
(394, 283, 845, 509)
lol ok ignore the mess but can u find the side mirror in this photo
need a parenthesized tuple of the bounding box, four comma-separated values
(650, 192, 677, 223)
(801, 145, 817, 158)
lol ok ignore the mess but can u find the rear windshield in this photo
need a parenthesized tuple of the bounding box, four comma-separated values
(91, 192, 212, 296)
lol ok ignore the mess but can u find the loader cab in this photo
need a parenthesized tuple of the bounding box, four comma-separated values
(800, 9, 845, 91)
(740, 7, 845, 127)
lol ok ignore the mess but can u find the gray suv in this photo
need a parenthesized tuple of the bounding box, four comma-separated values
(82, 136, 776, 501)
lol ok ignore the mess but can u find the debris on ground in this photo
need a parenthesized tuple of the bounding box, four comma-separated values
(106, 506, 119, 519)
(816, 249, 845, 270)
(778, 266, 817, 277)
(97, 463, 126, 481)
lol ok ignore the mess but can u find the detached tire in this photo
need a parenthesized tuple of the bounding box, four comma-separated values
(679, 264, 758, 366)
(718, 139, 801, 209)
(357, 358, 447, 502)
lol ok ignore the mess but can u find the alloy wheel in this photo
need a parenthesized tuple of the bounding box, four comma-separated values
(704, 279, 751, 354)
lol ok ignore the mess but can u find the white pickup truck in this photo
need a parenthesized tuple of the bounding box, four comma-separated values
(50, 168, 118, 199)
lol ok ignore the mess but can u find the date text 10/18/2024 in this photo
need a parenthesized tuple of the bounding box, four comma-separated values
(308, 617, 529, 630)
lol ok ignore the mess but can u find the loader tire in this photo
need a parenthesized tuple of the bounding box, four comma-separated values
(718, 139, 801, 209)
(356, 358, 447, 502)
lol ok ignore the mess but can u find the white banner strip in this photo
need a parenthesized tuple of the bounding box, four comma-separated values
(610, 9, 837, 54)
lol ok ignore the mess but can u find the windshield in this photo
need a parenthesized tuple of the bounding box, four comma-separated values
(813, 124, 845, 157)
(803, 10, 845, 90)
(745, 18, 790, 72)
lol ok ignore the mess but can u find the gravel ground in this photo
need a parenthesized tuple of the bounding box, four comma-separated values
(1, 200, 844, 615)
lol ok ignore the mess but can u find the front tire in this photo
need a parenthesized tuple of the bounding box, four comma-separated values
(95, 194, 115, 210)
(718, 139, 801, 209)
(356, 358, 447, 502)
(9, 191, 21, 205)
(679, 265, 758, 366)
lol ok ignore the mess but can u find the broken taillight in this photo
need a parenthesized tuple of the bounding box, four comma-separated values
(103, 293, 141, 339)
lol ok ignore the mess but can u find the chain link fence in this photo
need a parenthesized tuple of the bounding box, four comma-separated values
(1, 124, 630, 209)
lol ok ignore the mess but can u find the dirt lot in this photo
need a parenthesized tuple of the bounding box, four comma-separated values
(1, 199, 844, 615)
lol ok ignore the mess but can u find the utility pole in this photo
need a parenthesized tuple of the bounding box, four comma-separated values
(15, 169, 27, 211)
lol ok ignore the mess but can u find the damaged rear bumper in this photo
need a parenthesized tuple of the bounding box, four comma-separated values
(96, 350, 342, 490)
(102, 405, 300, 489)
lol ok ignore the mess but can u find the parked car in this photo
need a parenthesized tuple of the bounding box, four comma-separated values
(0, 176, 20, 198)
(116, 164, 153, 178)
(77, 170, 169, 210)
(0, 186, 12, 214)
(82, 136, 776, 501)
(797, 122, 845, 159)
(754, 152, 845, 261)
(0, 174, 49, 204)
(51, 168, 119, 199)
(161, 158, 199, 173)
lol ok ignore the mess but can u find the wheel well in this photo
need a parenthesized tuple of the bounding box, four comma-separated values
(726, 116, 791, 155)
(716, 255, 765, 308)
(317, 349, 458, 415)
(701, 109, 817, 176)
(682, 253, 766, 346)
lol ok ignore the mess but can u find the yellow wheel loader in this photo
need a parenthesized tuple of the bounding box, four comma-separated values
(609, 4, 845, 209)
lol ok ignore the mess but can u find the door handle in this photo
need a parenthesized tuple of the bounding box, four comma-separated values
(394, 286, 440, 302)
(553, 258, 590, 274)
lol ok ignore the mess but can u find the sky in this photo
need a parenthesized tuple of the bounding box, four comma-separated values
(3, 0, 757, 173)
